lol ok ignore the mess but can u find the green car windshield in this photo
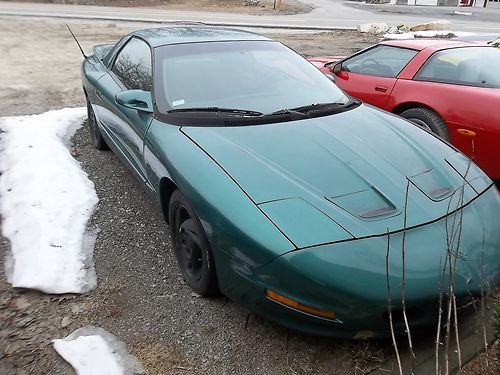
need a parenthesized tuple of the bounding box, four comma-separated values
(154, 41, 348, 117)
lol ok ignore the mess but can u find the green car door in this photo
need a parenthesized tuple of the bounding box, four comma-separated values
(96, 37, 154, 186)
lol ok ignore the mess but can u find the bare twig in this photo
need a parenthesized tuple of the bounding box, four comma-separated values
(245, 314, 251, 330)
(436, 135, 477, 374)
(463, 138, 488, 369)
(444, 272, 453, 375)
(445, 148, 472, 374)
(400, 179, 416, 373)
(385, 229, 403, 375)
(435, 255, 445, 375)
(46, 358, 64, 375)
(446, 187, 466, 373)
(450, 154, 474, 371)
(480, 230, 489, 368)
(173, 366, 195, 371)
(438, 188, 459, 374)
(445, 189, 465, 374)
(437, 186, 459, 375)
(452, 293, 462, 369)
(451, 215, 465, 370)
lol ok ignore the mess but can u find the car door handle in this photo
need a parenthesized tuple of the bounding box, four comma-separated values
(375, 85, 388, 93)
(95, 89, 102, 99)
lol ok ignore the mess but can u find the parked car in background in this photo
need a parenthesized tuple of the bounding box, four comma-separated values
(489, 37, 500, 47)
(309, 40, 500, 181)
(82, 28, 500, 338)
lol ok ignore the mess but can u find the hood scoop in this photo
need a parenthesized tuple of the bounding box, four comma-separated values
(408, 169, 453, 202)
(446, 152, 491, 194)
(326, 186, 399, 221)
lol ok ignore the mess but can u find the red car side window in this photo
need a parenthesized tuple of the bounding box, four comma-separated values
(415, 46, 500, 88)
(342, 45, 418, 78)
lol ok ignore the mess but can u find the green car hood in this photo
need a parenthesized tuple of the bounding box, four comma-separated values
(181, 105, 491, 248)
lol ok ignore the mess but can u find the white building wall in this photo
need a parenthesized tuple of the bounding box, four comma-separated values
(414, 0, 439, 4)
(475, 0, 500, 7)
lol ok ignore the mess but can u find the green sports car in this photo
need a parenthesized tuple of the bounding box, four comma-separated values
(82, 26, 500, 338)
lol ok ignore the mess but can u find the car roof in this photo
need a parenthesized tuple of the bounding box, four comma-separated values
(380, 38, 484, 51)
(130, 26, 271, 47)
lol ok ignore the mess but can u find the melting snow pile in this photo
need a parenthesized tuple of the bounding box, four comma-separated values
(0, 108, 98, 294)
(1, 110, 143, 374)
(53, 326, 144, 375)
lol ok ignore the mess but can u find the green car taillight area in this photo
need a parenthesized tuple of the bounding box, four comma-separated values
(215, 185, 500, 338)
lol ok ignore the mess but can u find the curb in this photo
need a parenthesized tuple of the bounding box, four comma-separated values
(369, 300, 496, 374)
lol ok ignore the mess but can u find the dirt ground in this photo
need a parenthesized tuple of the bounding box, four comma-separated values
(0, 14, 497, 375)
(5, 0, 315, 15)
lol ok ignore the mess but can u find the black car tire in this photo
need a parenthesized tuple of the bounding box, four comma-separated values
(400, 107, 450, 141)
(86, 99, 109, 150)
(168, 189, 219, 296)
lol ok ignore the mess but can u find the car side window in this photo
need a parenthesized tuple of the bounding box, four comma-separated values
(112, 38, 152, 91)
(342, 45, 418, 78)
(415, 47, 500, 88)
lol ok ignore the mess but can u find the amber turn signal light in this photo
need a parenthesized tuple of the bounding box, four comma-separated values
(457, 129, 476, 137)
(265, 289, 336, 320)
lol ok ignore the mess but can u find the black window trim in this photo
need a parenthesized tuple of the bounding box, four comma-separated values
(109, 36, 153, 92)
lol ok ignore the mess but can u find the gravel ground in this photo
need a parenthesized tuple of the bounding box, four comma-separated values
(0, 14, 497, 375)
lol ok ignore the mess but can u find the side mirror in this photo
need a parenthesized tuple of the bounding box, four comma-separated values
(115, 90, 153, 113)
(331, 62, 342, 75)
(324, 73, 335, 83)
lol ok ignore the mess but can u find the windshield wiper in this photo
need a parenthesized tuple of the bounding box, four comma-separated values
(264, 98, 361, 118)
(167, 107, 263, 116)
(266, 108, 308, 118)
(290, 98, 361, 114)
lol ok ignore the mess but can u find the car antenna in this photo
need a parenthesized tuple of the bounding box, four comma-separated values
(66, 24, 87, 59)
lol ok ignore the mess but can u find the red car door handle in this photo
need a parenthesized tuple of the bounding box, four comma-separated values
(375, 85, 388, 93)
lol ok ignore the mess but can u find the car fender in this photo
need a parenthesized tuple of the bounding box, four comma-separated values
(143, 120, 295, 272)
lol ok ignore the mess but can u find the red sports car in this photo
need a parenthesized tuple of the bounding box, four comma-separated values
(309, 40, 500, 181)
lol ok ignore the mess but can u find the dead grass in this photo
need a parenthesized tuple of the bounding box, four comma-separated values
(349, 340, 387, 374)
(132, 341, 199, 375)
(461, 341, 498, 375)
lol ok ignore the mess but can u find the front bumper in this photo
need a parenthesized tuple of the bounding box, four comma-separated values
(217, 185, 500, 338)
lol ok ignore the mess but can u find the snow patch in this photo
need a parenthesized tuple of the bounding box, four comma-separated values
(0, 107, 98, 294)
(53, 326, 144, 375)
(383, 30, 476, 40)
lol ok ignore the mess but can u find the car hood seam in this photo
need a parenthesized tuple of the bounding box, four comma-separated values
(255, 182, 495, 269)
(179, 126, 299, 250)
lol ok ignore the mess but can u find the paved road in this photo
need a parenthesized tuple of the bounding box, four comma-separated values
(0, 0, 499, 32)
